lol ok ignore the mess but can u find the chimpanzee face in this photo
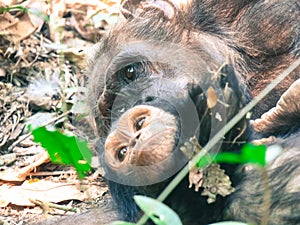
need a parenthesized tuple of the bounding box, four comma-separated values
(88, 18, 249, 186)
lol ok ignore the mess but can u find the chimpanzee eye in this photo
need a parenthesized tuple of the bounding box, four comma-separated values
(123, 65, 137, 81)
(117, 146, 128, 162)
(116, 62, 149, 84)
(135, 117, 146, 131)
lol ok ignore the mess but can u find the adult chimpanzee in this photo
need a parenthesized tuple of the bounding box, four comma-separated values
(38, 0, 300, 225)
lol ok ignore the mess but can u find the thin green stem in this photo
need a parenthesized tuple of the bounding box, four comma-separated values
(137, 57, 300, 225)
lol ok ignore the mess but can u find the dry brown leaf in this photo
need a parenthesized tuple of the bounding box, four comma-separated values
(61, 47, 87, 69)
(0, 11, 19, 29)
(0, 180, 86, 207)
(188, 167, 203, 192)
(0, 150, 50, 182)
(201, 164, 235, 204)
(207, 86, 218, 109)
(0, 12, 37, 43)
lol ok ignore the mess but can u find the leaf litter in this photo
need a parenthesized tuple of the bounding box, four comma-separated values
(0, 0, 120, 224)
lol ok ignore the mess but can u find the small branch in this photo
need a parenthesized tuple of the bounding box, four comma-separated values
(30, 199, 78, 213)
(29, 170, 76, 177)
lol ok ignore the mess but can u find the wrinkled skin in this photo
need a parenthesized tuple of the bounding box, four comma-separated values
(36, 0, 300, 225)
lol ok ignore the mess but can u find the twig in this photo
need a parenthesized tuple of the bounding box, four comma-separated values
(29, 170, 77, 177)
(29, 198, 78, 213)
(260, 167, 271, 225)
(137, 57, 300, 225)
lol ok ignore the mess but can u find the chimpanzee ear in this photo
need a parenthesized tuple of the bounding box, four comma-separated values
(120, 0, 179, 20)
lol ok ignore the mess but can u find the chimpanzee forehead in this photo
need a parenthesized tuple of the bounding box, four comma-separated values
(97, 8, 238, 68)
(99, 21, 235, 71)
(101, 16, 186, 53)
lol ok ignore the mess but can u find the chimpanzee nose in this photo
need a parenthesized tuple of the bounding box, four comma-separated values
(128, 129, 142, 148)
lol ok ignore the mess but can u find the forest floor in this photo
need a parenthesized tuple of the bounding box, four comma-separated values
(0, 1, 119, 224)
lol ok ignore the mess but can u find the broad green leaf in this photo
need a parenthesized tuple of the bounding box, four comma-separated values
(31, 126, 92, 178)
(214, 152, 241, 164)
(197, 143, 267, 168)
(134, 196, 183, 225)
(240, 143, 266, 166)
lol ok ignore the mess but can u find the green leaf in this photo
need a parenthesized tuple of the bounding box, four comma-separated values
(0, 5, 27, 14)
(197, 143, 267, 168)
(31, 126, 92, 179)
(134, 196, 183, 225)
(240, 143, 266, 166)
(214, 152, 242, 164)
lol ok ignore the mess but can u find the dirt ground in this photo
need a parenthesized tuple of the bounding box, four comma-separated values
(0, 1, 120, 224)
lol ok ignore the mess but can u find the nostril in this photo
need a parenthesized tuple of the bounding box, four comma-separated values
(129, 132, 141, 148)
(136, 133, 141, 140)
(135, 117, 146, 131)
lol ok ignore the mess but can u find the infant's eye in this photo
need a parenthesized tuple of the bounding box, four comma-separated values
(116, 62, 148, 84)
(119, 65, 137, 83)
(135, 117, 146, 131)
(117, 146, 128, 162)
(124, 65, 136, 81)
